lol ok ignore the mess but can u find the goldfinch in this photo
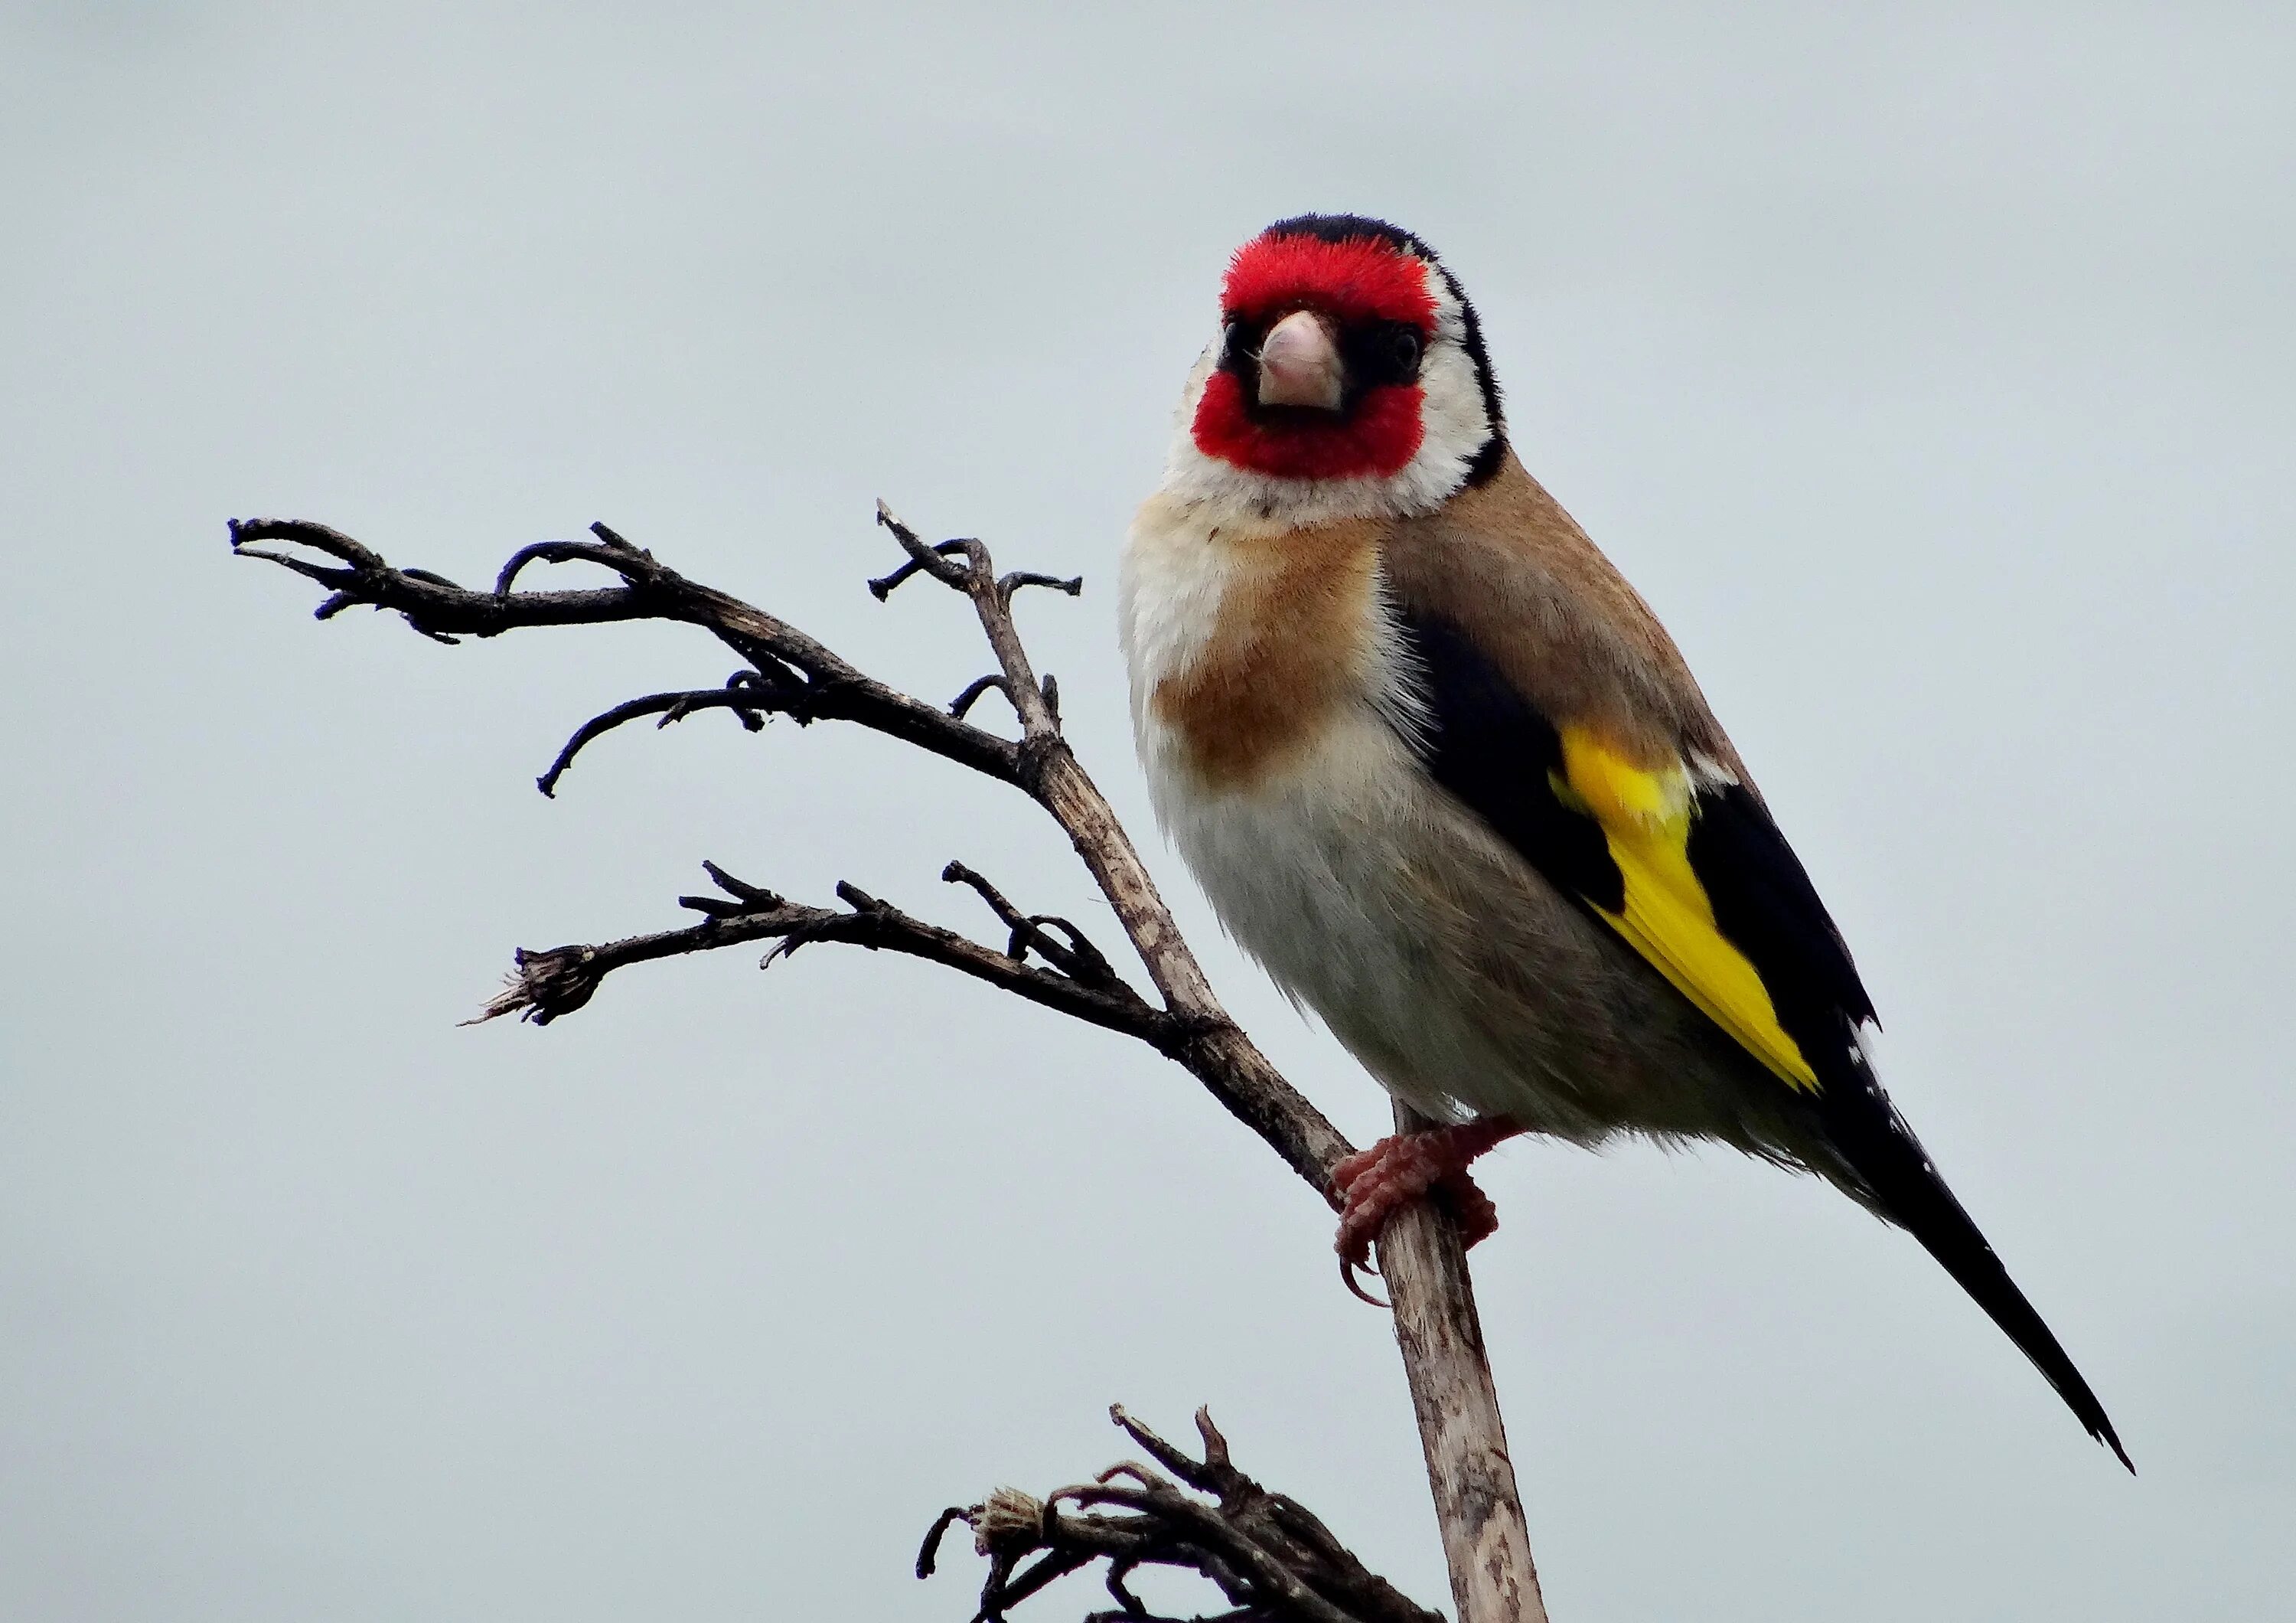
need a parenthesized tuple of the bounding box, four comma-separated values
(1119, 214, 2128, 1467)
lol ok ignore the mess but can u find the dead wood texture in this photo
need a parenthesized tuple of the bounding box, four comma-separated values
(230, 509, 1548, 1623)
(917, 1405, 1445, 1623)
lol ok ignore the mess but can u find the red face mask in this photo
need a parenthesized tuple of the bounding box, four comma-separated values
(1192, 231, 1437, 482)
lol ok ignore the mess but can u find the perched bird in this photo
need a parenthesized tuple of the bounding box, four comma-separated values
(1118, 213, 2128, 1467)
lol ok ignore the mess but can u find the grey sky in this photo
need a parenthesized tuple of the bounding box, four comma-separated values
(2, 3, 2289, 1618)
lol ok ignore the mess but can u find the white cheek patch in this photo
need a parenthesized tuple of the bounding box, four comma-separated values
(1159, 269, 1496, 528)
(1411, 286, 1493, 491)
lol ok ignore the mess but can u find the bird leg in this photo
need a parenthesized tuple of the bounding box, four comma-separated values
(1329, 1118, 1522, 1292)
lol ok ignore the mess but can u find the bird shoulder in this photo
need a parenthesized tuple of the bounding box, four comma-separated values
(1382, 450, 1740, 779)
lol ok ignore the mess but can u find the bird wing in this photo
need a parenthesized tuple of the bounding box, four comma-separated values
(1381, 471, 2129, 1465)
(1388, 606, 1874, 1097)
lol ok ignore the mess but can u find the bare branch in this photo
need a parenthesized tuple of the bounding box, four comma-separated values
(534, 673, 785, 798)
(232, 509, 1363, 1190)
(869, 534, 972, 600)
(230, 517, 1022, 786)
(466, 861, 1163, 1040)
(941, 860, 1128, 992)
(233, 506, 1547, 1623)
(998, 569, 1085, 606)
(921, 1407, 1446, 1623)
(492, 535, 655, 596)
(872, 502, 976, 589)
(948, 674, 1016, 721)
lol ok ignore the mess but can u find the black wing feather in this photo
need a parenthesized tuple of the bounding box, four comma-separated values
(1397, 610, 1623, 909)
(1685, 782, 1877, 1039)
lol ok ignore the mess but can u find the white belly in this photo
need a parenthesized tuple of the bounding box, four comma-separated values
(1142, 702, 1536, 1122)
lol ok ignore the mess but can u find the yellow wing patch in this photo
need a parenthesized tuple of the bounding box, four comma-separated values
(1554, 728, 1821, 1092)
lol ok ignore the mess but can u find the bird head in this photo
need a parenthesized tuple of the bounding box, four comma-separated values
(1163, 214, 1505, 524)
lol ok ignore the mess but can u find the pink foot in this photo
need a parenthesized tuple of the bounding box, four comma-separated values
(1329, 1118, 1521, 1298)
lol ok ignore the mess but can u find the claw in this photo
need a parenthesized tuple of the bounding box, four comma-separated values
(1339, 1254, 1391, 1310)
(1325, 1118, 1522, 1295)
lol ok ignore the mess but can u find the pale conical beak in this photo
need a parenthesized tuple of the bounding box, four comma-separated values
(1255, 309, 1345, 410)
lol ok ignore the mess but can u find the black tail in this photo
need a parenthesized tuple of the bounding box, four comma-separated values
(1821, 1088, 2131, 1471)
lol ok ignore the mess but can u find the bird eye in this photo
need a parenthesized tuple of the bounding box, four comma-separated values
(1392, 328, 1423, 374)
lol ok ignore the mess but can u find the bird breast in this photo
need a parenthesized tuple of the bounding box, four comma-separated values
(1117, 494, 1508, 1121)
(1118, 492, 1421, 790)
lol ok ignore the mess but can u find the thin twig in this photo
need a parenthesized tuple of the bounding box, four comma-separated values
(466, 860, 1159, 1037)
(230, 516, 1022, 785)
(947, 673, 1016, 720)
(534, 673, 788, 797)
(941, 860, 1127, 991)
